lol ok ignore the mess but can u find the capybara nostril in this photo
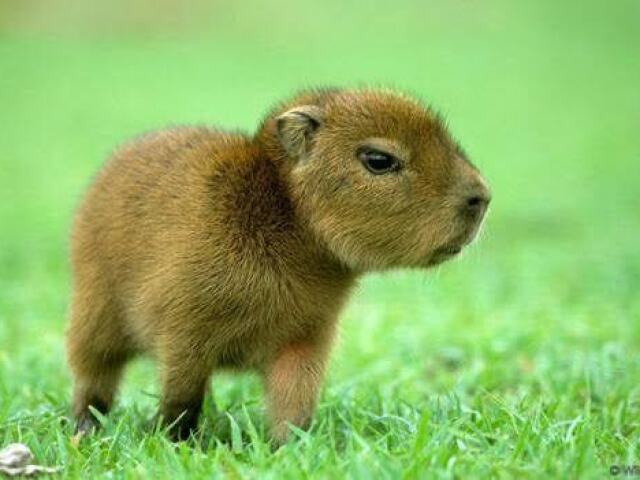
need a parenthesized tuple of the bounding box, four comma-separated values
(467, 193, 489, 208)
(464, 185, 491, 216)
(467, 195, 483, 208)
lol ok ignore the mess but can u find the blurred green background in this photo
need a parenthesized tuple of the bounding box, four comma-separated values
(0, 1, 638, 478)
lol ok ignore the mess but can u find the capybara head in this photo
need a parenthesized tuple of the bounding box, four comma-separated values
(271, 88, 490, 271)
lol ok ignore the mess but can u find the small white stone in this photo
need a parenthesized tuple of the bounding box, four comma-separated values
(0, 443, 60, 477)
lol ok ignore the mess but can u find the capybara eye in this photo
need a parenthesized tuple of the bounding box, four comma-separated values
(357, 147, 400, 175)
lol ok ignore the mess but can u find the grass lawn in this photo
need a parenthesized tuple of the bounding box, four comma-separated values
(0, 1, 639, 478)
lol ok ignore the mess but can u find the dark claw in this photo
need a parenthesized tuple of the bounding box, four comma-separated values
(162, 403, 202, 442)
(75, 414, 99, 435)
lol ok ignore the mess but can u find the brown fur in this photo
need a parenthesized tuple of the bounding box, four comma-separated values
(66, 87, 490, 444)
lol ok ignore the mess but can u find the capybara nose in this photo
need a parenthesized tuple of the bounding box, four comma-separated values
(463, 182, 491, 217)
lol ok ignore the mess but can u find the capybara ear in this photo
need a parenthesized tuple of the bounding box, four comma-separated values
(276, 105, 324, 160)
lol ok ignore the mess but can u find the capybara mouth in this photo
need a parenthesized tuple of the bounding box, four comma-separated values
(425, 244, 463, 267)
(434, 244, 463, 256)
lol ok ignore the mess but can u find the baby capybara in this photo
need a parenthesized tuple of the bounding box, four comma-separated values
(67, 88, 490, 444)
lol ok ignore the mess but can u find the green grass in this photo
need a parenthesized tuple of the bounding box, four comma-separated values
(1, 1, 639, 478)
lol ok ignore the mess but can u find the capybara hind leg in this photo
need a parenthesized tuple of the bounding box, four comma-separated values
(67, 296, 132, 433)
(70, 358, 126, 434)
(73, 363, 124, 431)
(157, 341, 213, 441)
